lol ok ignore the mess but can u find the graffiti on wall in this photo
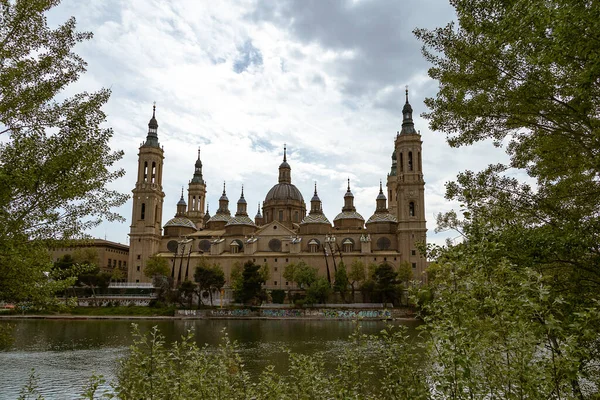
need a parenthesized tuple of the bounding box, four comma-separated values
(260, 309, 391, 319)
(210, 309, 251, 317)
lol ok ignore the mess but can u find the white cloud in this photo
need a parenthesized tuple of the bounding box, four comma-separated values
(44, 0, 507, 247)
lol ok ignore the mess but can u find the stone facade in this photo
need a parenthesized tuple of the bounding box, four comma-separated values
(127, 91, 427, 286)
(50, 239, 129, 278)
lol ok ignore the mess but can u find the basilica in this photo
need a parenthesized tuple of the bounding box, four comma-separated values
(127, 91, 427, 290)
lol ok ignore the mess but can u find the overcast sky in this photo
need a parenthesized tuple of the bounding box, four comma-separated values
(47, 0, 507, 246)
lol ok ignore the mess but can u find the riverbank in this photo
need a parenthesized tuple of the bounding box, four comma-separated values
(0, 305, 415, 320)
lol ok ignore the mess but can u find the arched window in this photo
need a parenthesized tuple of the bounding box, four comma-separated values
(192, 196, 196, 211)
(400, 153, 404, 172)
(151, 162, 156, 183)
(278, 210, 284, 221)
(143, 161, 148, 182)
(294, 211, 299, 222)
(408, 152, 413, 171)
(409, 202, 415, 217)
(418, 152, 422, 171)
(141, 203, 146, 220)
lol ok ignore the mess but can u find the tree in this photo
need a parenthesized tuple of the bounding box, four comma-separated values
(144, 255, 170, 280)
(348, 260, 366, 301)
(306, 277, 331, 305)
(194, 260, 225, 307)
(414, 1, 600, 396)
(283, 261, 318, 289)
(178, 280, 196, 308)
(372, 263, 399, 305)
(333, 262, 349, 303)
(0, 0, 127, 306)
(234, 261, 266, 305)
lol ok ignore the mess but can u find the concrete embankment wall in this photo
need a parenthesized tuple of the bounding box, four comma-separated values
(177, 307, 413, 320)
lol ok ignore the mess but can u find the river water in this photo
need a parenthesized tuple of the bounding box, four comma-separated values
(0, 318, 420, 399)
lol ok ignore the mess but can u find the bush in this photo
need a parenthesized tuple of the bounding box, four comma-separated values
(271, 289, 286, 304)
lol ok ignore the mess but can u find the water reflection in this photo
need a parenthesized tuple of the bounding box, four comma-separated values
(0, 319, 420, 399)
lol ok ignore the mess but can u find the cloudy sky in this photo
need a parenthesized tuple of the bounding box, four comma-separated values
(47, 0, 506, 246)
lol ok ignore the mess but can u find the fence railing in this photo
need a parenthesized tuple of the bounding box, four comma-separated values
(108, 282, 154, 289)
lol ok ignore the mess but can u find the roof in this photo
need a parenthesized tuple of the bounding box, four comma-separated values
(300, 213, 331, 225)
(333, 210, 365, 222)
(265, 182, 304, 202)
(164, 217, 197, 230)
(366, 212, 398, 224)
(206, 213, 232, 223)
(225, 215, 256, 227)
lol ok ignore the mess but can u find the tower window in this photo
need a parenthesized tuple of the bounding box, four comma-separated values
(400, 153, 404, 172)
(418, 152, 422, 171)
(408, 152, 413, 171)
(409, 202, 415, 217)
(143, 161, 148, 182)
(151, 162, 156, 183)
(141, 203, 146, 220)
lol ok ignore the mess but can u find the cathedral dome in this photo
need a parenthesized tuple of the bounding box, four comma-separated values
(164, 217, 197, 230)
(265, 183, 304, 202)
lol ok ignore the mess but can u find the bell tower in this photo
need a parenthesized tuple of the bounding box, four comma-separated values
(187, 147, 206, 228)
(394, 88, 427, 279)
(128, 104, 165, 283)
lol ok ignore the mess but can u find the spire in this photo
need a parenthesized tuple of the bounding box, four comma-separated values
(400, 86, 417, 135)
(255, 202, 262, 218)
(377, 180, 386, 200)
(176, 186, 186, 216)
(278, 145, 291, 183)
(236, 186, 248, 216)
(219, 181, 228, 201)
(311, 181, 321, 202)
(191, 146, 204, 183)
(144, 102, 160, 147)
(345, 178, 354, 198)
(238, 185, 247, 204)
(217, 181, 230, 215)
(177, 187, 186, 205)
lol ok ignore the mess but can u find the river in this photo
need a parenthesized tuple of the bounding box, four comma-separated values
(0, 318, 420, 399)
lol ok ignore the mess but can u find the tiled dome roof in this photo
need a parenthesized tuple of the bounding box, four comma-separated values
(300, 213, 331, 225)
(164, 217, 197, 230)
(207, 213, 232, 223)
(366, 212, 398, 224)
(225, 215, 256, 227)
(265, 183, 304, 202)
(333, 211, 365, 221)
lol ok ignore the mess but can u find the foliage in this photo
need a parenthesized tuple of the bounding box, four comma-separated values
(333, 263, 349, 302)
(270, 289, 285, 304)
(415, 242, 600, 398)
(106, 324, 428, 400)
(305, 277, 331, 305)
(283, 261, 318, 289)
(371, 263, 400, 305)
(0, 0, 126, 307)
(193, 260, 225, 307)
(259, 263, 271, 283)
(178, 280, 196, 308)
(413, 1, 600, 397)
(396, 261, 413, 284)
(348, 259, 366, 300)
(144, 255, 170, 279)
(233, 261, 265, 305)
